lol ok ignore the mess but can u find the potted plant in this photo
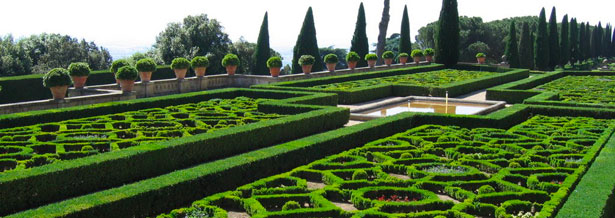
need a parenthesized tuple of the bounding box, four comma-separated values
(67, 62, 90, 89)
(365, 53, 378, 68)
(324, 54, 339, 72)
(191, 56, 209, 77)
(266, 56, 283, 77)
(398, 53, 409, 65)
(222, 54, 240, 75)
(346, 51, 361, 70)
(110, 59, 130, 84)
(135, 58, 157, 82)
(382, 51, 395, 66)
(298, 55, 315, 74)
(411, 49, 424, 64)
(424, 48, 435, 63)
(171, 57, 190, 79)
(115, 66, 138, 92)
(476, 53, 487, 64)
(43, 68, 72, 100)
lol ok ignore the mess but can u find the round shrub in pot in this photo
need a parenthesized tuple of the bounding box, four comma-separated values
(298, 55, 315, 74)
(135, 58, 157, 82)
(266, 56, 282, 77)
(43, 68, 72, 100)
(346, 51, 361, 70)
(191, 56, 209, 77)
(364, 53, 378, 68)
(324, 53, 339, 72)
(398, 53, 409, 65)
(115, 66, 139, 92)
(382, 51, 395, 66)
(171, 57, 191, 79)
(221, 54, 240, 75)
(67, 62, 91, 89)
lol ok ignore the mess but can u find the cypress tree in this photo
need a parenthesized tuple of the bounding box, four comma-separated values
(535, 8, 550, 71)
(560, 15, 569, 66)
(602, 24, 611, 57)
(350, 3, 369, 67)
(530, 30, 535, 69)
(612, 27, 615, 57)
(399, 5, 412, 55)
(595, 22, 603, 57)
(435, 0, 460, 67)
(548, 7, 559, 68)
(590, 23, 599, 58)
(569, 18, 579, 63)
(505, 21, 520, 68)
(585, 23, 591, 59)
(579, 22, 586, 60)
(292, 7, 323, 73)
(253, 12, 271, 75)
(518, 22, 533, 69)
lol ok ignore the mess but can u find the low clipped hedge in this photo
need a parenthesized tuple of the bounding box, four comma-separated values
(0, 88, 348, 216)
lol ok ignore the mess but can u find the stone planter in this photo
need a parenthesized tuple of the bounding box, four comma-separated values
(174, 69, 187, 79)
(399, 57, 408, 65)
(194, 67, 207, 77)
(139, 72, 152, 82)
(118, 80, 135, 92)
(302, 65, 313, 74)
(71, 76, 88, 89)
(367, 60, 377, 68)
(49, 85, 68, 100)
(269, 67, 281, 77)
(326, 63, 336, 72)
(226, 65, 237, 75)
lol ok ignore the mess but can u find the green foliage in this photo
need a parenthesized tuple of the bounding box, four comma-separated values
(579, 22, 587, 60)
(534, 75, 615, 104)
(135, 58, 157, 72)
(476, 53, 486, 58)
(382, 51, 395, 59)
(170, 58, 190, 69)
(435, 0, 460, 67)
(398, 5, 412, 55)
(324, 54, 339, 64)
(364, 54, 378, 61)
(221, 54, 239, 67)
(110, 59, 130, 74)
(115, 66, 138, 80)
(398, 53, 409, 58)
(253, 12, 271, 75)
(505, 21, 521, 68)
(534, 8, 550, 70)
(478, 185, 496, 195)
(298, 55, 315, 66)
(560, 15, 570, 66)
(346, 51, 361, 62)
(42, 68, 72, 88)
(292, 7, 323, 73)
(67, 62, 91, 77)
(352, 169, 368, 180)
(518, 22, 534, 69)
(411, 49, 424, 58)
(266, 57, 282, 68)
(548, 7, 560, 68)
(569, 18, 579, 63)
(281, 201, 301, 211)
(423, 48, 435, 56)
(320, 46, 348, 69)
(190, 56, 209, 68)
(350, 3, 369, 67)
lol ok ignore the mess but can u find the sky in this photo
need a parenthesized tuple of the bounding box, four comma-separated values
(1, 0, 614, 63)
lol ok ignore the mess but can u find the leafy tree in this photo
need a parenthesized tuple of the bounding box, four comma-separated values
(376, 0, 391, 65)
(435, 0, 460, 67)
(534, 8, 550, 71)
(398, 5, 412, 55)
(547, 7, 559, 68)
(569, 18, 579, 63)
(518, 22, 534, 69)
(350, 3, 369, 67)
(0, 35, 32, 76)
(464, 41, 489, 60)
(231, 37, 280, 75)
(579, 22, 587, 60)
(292, 7, 323, 73)
(253, 12, 271, 75)
(505, 20, 520, 67)
(319, 46, 348, 69)
(559, 15, 569, 65)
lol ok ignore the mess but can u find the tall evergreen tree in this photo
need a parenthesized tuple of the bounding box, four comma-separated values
(350, 3, 369, 67)
(585, 23, 591, 59)
(590, 23, 599, 58)
(559, 14, 569, 66)
(530, 30, 535, 68)
(579, 22, 586, 60)
(292, 7, 323, 73)
(595, 22, 603, 57)
(518, 22, 534, 69)
(399, 5, 412, 55)
(505, 21, 520, 67)
(253, 12, 271, 75)
(435, 0, 460, 67)
(534, 8, 550, 70)
(547, 7, 559, 68)
(569, 18, 579, 63)
(612, 27, 615, 57)
(602, 24, 611, 57)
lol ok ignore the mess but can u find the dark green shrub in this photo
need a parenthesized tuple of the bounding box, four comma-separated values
(364, 53, 378, 61)
(110, 59, 130, 74)
(43, 68, 72, 88)
(298, 55, 315, 66)
(352, 169, 368, 180)
(221, 54, 240, 67)
(476, 53, 486, 58)
(346, 51, 361, 62)
(411, 49, 424, 58)
(266, 56, 282, 68)
(191, 56, 209, 68)
(81, 146, 95, 152)
(281, 201, 301, 211)
(424, 48, 435, 56)
(115, 66, 138, 80)
(400, 153, 413, 158)
(477, 185, 496, 194)
(171, 57, 190, 69)
(135, 58, 157, 72)
(324, 54, 339, 64)
(67, 62, 91, 77)
(382, 51, 395, 59)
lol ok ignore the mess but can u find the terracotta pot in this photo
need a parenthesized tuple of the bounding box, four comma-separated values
(269, 67, 281, 77)
(384, 58, 393, 66)
(226, 65, 237, 75)
(174, 68, 187, 79)
(425, 55, 433, 63)
(348, 61, 358, 70)
(71, 76, 88, 89)
(302, 65, 313, 74)
(477, 57, 486, 64)
(139, 71, 152, 82)
(49, 85, 68, 100)
(118, 79, 135, 92)
(367, 60, 377, 68)
(413, 57, 422, 64)
(326, 63, 336, 72)
(194, 67, 207, 77)
(399, 57, 408, 65)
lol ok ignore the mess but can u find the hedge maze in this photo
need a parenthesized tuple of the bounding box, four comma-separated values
(533, 75, 615, 104)
(158, 115, 615, 218)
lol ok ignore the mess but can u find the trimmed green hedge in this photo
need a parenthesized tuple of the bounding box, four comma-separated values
(0, 88, 348, 215)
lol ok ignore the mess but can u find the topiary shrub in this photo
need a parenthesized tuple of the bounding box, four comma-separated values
(171, 57, 190, 69)
(67, 62, 91, 77)
(398, 53, 409, 58)
(364, 53, 378, 61)
(475, 52, 486, 58)
(81, 145, 95, 152)
(477, 185, 495, 194)
(191, 56, 210, 68)
(298, 55, 315, 66)
(43, 68, 72, 88)
(221, 54, 240, 67)
(115, 66, 139, 81)
(324, 54, 339, 64)
(346, 51, 361, 62)
(281, 201, 301, 211)
(382, 51, 395, 59)
(400, 153, 413, 159)
(352, 169, 368, 180)
(110, 59, 130, 74)
(136, 58, 157, 72)
(424, 48, 435, 56)
(411, 49, 424, 58)
(266, 56, 282, 68)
